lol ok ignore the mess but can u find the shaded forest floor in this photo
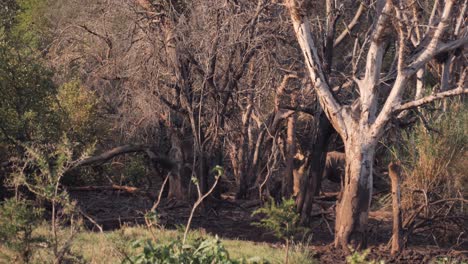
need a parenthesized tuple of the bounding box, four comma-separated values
(68, 186, 467, 264)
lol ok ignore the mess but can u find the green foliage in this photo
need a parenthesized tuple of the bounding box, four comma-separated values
(0, 0, 19, 32)
(0, 36, 103, 149)
(0, 29, 58, 144)
(8, 137, 91, 262)
(13, 137, 92, 205)
(54, 79, 102, 144)
(11, 0, 54, 49)
(211, 165, 225, 179)
(0, 198, 44, 262)
(346, 249, 384, 264)
(252, 198, 304, 240)
(0, 0, 103, 158)
(122, 156, 148, 186)
(124, 236, 267, 264)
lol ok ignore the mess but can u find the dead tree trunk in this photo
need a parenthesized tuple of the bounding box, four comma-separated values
(167, 134, 190, 200)
(282, 112, 296, 198)
(388, 162, 402, 255)
(236, 104, 253, 199)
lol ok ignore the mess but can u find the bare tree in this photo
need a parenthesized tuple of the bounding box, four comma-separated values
(286, 0, 467, 249)
(48, 0, 302, 201)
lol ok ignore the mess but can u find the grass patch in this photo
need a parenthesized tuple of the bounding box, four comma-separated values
(13, 225, 315, 263)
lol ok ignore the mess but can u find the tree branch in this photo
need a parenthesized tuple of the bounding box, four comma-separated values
(334, 3, 365, 47)
(286, 0, 347, 137)
(73, 145, 149, 168)
(406, 0, 455, 73)
(357, 1, 393, 124)
(371, 0, 457, 137)
(396, 88, 468, 112)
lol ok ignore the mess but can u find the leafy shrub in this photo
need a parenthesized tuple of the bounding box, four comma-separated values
(252, 198, 304, 240)
(9, 137, 91, 262)
(123, 236, 267, 264)
(0, 198, 43, 262)
(252, 198, 308, 264)
(0, 27, 58, 145)
(54, 79, 103, 145)
(122, 155, 148, 186)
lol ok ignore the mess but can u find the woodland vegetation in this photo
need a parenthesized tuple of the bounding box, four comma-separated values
(0, 0, 467, 263)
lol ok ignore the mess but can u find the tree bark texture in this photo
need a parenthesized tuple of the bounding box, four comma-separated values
(334, 138, 376, 250)
(282, 113, 296, 198)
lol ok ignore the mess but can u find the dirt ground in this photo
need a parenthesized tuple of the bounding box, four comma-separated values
(69, 187, 468, 263)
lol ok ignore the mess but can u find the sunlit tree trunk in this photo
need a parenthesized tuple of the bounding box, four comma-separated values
(335, 136, 376, 249)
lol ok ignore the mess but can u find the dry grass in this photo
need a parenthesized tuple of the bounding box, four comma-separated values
(399, 104, 467, 210)
(394, 102, 467, 245)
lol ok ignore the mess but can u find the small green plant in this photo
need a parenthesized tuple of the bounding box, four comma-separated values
(0, 198, 44, 262)
(252, 198, 306, 264)
(252, 198, 303, 240)
(346, 249, 384, 264)
(123, 236, 267, 264)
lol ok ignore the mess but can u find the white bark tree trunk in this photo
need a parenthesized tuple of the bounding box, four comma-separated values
(334, 134, 376, 249)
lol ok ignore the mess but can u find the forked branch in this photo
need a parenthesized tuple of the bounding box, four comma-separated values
(286, 0, 347, 137)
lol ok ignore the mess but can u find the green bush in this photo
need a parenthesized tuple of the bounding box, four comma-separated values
(123, 236, 267, 264)
(252, 198, 308, 264)
(0, 198, 43, 262)
(122, 155, 148, 186)
(252, 198, 304, 240)
(54, 79, 103, 145)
